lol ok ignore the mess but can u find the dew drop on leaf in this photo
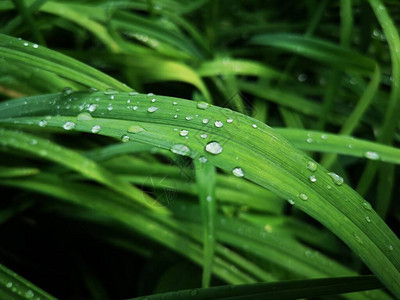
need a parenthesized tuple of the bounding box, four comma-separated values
(62, 87, 73, 96)
(196, 102, 209, 110)
(202, 118, 209, 124)
(252, 124, 258, 128)
(365, 216, 371, 223)
(309, 175, 317, 183)
(299, 193, 308, 201)
(104, 88, 118, 95)
(205, 142, 223, 154)
(226, 118, 233, 123)
(91, 125, 101, 133)
(127, 125, 144, 133)
(170, 144, 191, 156)
(214, 120, 223, 128)
(307, 161, 317, 172)
(121, 134, 130, 142)
(148, 106, 158, 113)
(198, 156, 208, 163)
(62, 121, 75, 130)
(77, 112, 93, 121)
(185, 116, 193, 121)
(38, 120, 47, 127)
(6, 282, 12, 288)
(288, 199, 295, 205)
(327, 172, 343, 186)
(232, 167, 244, 177)
(180, 129, 189, 136)
(362, 202, 372, 211)
(200, 133, 208, 139)
(364, 151, 380, 160)
(129, 91, 139, 96)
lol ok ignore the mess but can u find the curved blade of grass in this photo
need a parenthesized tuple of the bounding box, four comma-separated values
(131, 275, 382, 300)
(276, 129, 400, 165)
(1, 92, 400, 295)
(195, 160, 217, 287)
(0, 34, 128, 90)
(0, 263, 56, 300)
(0, 166, 39, 178)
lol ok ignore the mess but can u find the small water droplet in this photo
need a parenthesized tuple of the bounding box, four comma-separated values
(33, 44, 38, 49)
(170, 144, 191, 156)
(133, 106, 138, 111)
(147, 93, 154, 97)
(91, 125, 101, 133)
(299, 193, 308, 201)
(38, 120, 47, 127)
(173, 114, 178, 118)
(77, 112, 93, 121)
(62, 87, 73, 96)
(200, 133, 208, 139)
(205, 141, 223, 154)
(6, 282, 12, 288)
(25, 290, 34, 299)
(151, 98, 156, 103)
(206, 195, 212, 202)
(185, 116, 193, 121)
(232, 167, 244, 177)
(362, 202, 372, 211)
(321, 134, 328, 139)
(388, 245, 393, 251)
(88, 104, 98, 112)
(306, 137, 313, 143)
(198, 156, 208, 163)
(288, 199, 295, 205)
(180, 129, 189, 136)
(107, 106, 113, 111)
(196, 102, 209, 110)
(127, 125, 144, 133)
(104, 88, 118, 95)
(309, 175, 317, 183)
(297, 73, 307, 82)
(327, 172, 343, 186)
(129, 91, 139, 96)
(354, 234, 363, 244)
(365, 216, 371, 223)
(202, 118, 209, 124)
(173, 101, 178, 105)
(365, 151, 380, 160)
(327, 185, 332, 190)
(121, 134, 130, 142)
(62, 121, 75, 130)
(147, 106, 158, 113)
(89, 87, 98, 93)
(307, 161, 317, 172)
(214, 120, 223, 128)
(252, 124, 258, 128)
(23, 42, 29, 46)
(226, 118, 233, 123)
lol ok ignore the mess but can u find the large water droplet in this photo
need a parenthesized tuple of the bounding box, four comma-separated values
(147, 106, 158, 113)
(127, 125, 144, 133)
(307, 161, 317, 172)
(205, 142, 223, 154)
(180, 129, 189, 136)
(214, 120, 223, 128)
(197, 102, 209, 110)
(365, 151, 380, 160)
(121, 134, 130, 142)
(232, 167, 244, 177)
(77, 112, 93, 121)
(170, 144, 191, 156)
(91, 125, 101, 133)
(63, 121, 75, 130)
(327, 172, 343, 186)
(299, 193, 308, 201)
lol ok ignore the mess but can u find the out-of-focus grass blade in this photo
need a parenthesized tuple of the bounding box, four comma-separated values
(277, 129, 400, 165)
(131, 275, 382, 300)
(195, 160, 217, 288)
(0, 166, 39, 178)
(0, 34, 128, 90)
(1, 92, 400, 296)
(0, 263, 56, 300)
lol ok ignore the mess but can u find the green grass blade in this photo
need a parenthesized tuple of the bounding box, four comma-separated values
(131, 275, 382, 300)
(1, 91, 400, 296)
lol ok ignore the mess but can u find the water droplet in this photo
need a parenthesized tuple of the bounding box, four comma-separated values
(327, 172, 343, 186)
(365, 151, 380, 160)
(327, 185, 332, 190)
(173, 101, 178, 105)
(388, 245, 393, 251)
(202, 118, 209, 124)
(307, 161, 317, 172)
(107, 106, 113, 111)
(133, 106, 138, 111)
(362, 202, 372, 211)
(104, 88, 118, 95)
(6, 282, 12, 288)
(127, 125, 144, 133)
(147, 106, 158, 113)
(198, 156, 208, 163)
(200, 133, 208, 139)
(23, 42, 28, 46)
(206, 195, 212, 202)
(77, 112, 93, 121)
(89, 87, 98, 93)
(151, 98, 156, 103)
(91, 125, 101, 133)
(25, 290, 34, 299)
(121, 134, 130, 142)
(214, 120, 223, 127)
(180, 129, 188, 136)
(232, 167, 244, 177)
(170, 144, 191, 156)
(38, 120, 47, 127)
(226, 118, 233, 123)
(354, 234, 363, 244)
(321, 134, 328, 140)
(252, 124, 258, 128)
(62, 121, 75, 130)
(365, 216, 371, 223)
(147, 93, 154, 97)
(309, 175, 317, 183)
(88, 104, 98, 112)
(129, 91, 139, 96)
(299, 193, 308, 201)
(306, 137, 313, 143)
(173, 114, 178, 118)
(33, 44, 38, 49)
(62, 87, 73, 96)
(185, 116, 193, 121)
(288, 199, 295, 205)
(205, 141, 223, 154)
(297, 73, 307, 82)
(196, 102, 209, 110)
